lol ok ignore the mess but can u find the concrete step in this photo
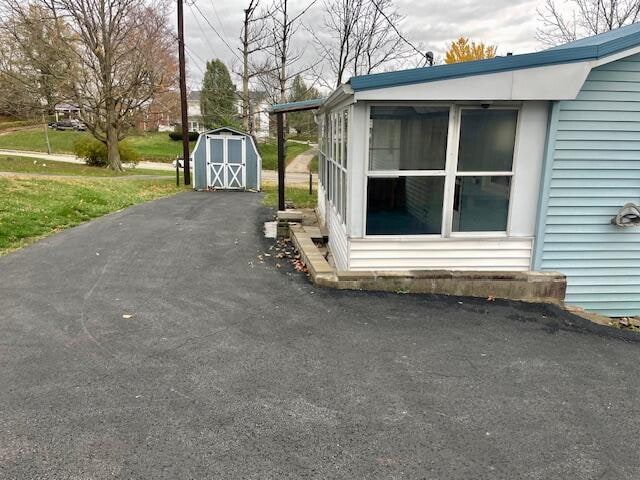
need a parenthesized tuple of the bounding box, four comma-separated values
(303, 226, 327, 243)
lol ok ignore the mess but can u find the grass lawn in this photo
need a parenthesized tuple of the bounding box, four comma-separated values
(0, 128, 196, 162)
(261, 184, 317, 209)
(258, 140, 312, 170)
(122, 133, 196, 161)
(0, 176, 186, 254)
(0, 128, 86, 154)
(0, 155, 173, 176)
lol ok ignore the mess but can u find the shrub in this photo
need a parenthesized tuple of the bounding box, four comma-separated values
(73, 137, 140, 167)
(169, 131, 199, 141)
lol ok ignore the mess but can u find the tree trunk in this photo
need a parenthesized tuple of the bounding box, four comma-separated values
(42, 113, 51, 155)
(106, 125, 122, 171)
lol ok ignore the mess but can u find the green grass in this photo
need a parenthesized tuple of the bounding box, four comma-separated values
(0, 155, 173, 176)
(0, 127, 87, 154)
(0, 176, 186, 254)
(0, 119, 40, 131)
(262, 184, 317, 209)
(309, 153, 318, 173)
(258, 140, 312, 170)
(0, 128, 196, 162)
(123, 133, 196, 161)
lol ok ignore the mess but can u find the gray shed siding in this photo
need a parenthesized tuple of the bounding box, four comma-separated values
(534, 53, 640, 317)
(246, 143, 259, 190)
(191, 128, 261, 191)
(193, 137, 208, 190)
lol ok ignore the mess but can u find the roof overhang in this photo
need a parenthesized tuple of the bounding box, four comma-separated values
(353, 61, 593, 101)
(269, 97, 326, 114)
(344, 23, 640, 102)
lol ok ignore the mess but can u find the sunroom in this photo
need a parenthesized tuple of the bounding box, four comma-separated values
(272, 24, 640, 317)
(315, 94, 547, 272)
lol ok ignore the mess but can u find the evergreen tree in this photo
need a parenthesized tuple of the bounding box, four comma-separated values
(200, 59, 237, 128)
(287, 75, 321, 137)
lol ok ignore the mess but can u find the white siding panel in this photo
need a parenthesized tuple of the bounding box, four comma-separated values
(326, 204, 349, 270)
(350, 238, 533, 271)
(316, 183, 326, 224)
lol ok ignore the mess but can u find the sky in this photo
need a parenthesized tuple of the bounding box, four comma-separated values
(180, 0, 548, 91)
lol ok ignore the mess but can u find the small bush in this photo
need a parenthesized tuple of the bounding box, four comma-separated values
(73, 137, 140, 167)
(169, 131, 199, 141)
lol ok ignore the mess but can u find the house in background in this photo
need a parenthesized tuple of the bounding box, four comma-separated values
(54, 103, 80, 121)
(235, 91, 271, 139)
(150, 90, 204, 133)
(272, 23, 640, 317)
(186, 90, 205, 133)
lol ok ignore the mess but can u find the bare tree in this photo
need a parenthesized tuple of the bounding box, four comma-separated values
(0, 3, 74, 153)
(259, 0, 318, 105)
(537, 0, 640, 46)
(238, 0, 274, 133)
(30, 0, 177, 171)
(354, 0, 412, 76)
(314, 0, 418, 88)
(314, 0, 361, 88)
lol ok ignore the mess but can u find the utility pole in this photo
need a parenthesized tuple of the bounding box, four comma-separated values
(177, 0, 191, 185)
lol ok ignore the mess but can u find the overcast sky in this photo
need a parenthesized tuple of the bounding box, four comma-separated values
(181, 0, 547, 91)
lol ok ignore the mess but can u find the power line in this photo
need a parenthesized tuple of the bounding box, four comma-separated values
(184, 46, 207, 75)
(371, 0, 430, 66)
(190, 1, 241, 62)
(186, 2, 218, 54)
(208, 0, 230, 41)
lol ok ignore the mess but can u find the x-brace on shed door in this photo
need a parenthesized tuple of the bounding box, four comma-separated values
(206, 134, 246, 190)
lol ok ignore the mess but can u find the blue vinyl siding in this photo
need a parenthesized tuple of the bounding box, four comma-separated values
(535, 53, 640, 317)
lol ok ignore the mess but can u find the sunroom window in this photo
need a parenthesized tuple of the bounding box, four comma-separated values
(366, 105, 518, 236)
(366, 106, 449, 235)
(452, 109, 517, 232)
(369, 106, 449, 171)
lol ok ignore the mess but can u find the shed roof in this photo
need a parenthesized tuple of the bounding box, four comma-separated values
(349, 22, 640, 91)
(202, 126, 251, 136)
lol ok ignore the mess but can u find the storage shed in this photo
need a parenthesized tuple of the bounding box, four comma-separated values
(272, 23, 640, 317)
(191, 127, 261, 191)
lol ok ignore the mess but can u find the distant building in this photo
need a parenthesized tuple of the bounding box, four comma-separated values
(235, 91, 271, 138)
(54, 103, 80, 121)
(187, 90, 205, 133)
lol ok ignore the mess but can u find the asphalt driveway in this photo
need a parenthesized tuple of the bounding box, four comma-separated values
(1, 192, 639, 479)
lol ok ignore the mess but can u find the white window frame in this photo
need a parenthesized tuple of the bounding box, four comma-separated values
(363, 102, 521, 239)
(321, 107, 350, 227)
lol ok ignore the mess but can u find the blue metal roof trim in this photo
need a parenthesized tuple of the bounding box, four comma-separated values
(349, 24, 640, 91)
(270, 98, 326, 112)
(548, 22, 640, 50)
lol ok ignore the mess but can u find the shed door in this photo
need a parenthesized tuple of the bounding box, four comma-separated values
(206, 135, 246, 189)
(225, 137, 245, 189)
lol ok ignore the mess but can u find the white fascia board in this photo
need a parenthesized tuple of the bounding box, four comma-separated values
(353, 62, 592, 101)
(319, 84, 354, 113)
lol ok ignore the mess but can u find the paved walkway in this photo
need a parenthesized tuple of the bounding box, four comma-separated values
(286, 147, 317, 174)
(1, 192, 638, 478)
(0, 171, 170, 180)
(0, 149, 316, 187)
